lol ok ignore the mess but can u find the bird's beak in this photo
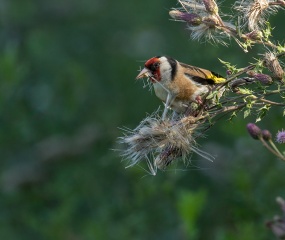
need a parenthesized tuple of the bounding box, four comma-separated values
(136, 68, 151, 79)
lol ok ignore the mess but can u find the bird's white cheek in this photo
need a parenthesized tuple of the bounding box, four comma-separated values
(160, 70, 171, 83)
(159, 60, 172, 83)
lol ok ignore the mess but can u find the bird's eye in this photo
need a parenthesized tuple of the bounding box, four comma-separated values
(151, 62, 160, 71)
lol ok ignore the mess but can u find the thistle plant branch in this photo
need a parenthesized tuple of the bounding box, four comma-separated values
(119, 72, 285, 172)
(170, 0, 285, 51)
(119, 0, 285, 174)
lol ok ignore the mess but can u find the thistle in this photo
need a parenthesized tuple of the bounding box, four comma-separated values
(247, 70, 273, 84)
(169, 10, 202, 26)
(276, 130, 285, 144)
(119, 0, 285, 174)
(234, 0, 283, 30)
(119, 113, 214, 174)
(246, 123, 262, 139)
(203, 0, 219, 14)
(264, 52, 285, 81)
(262, 129, 272, 141)
(171, 0, 234, 45)
(266, 197, 285, 239)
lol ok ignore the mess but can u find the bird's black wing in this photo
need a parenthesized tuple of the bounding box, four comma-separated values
(180, 62, 225, 84)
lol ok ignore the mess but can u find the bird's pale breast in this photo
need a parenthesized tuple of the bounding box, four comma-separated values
(153, 83, 168, 102)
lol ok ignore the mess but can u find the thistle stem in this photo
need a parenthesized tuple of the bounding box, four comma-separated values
(259, 98, 285, 106)
(269, 139, 285, 159)
(259, 137, 285, 161)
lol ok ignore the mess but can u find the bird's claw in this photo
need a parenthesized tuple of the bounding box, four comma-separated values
(195, 96, 203, 105)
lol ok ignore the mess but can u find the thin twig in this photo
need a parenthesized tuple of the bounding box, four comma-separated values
(259, 98, 285, 106)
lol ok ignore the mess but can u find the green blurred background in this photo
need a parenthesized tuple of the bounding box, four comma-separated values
(0, 0, 284, 239)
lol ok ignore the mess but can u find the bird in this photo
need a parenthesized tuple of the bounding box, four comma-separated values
(136, 56, 226, 120)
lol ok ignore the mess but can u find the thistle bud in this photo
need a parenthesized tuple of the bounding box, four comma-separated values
(247, 71, 273, 85)
(262, 129, 272, 141)
(246, 70, 255, 77)
(264, 52, 285, 81)
(203, 16, 219, 28)
(203, 0, 219, 14)
(255, 73, 273, 84)
(245, 30, 263, 41)
(169, 10, 202, 26)
(226, 70, 232, 76)
(246, 123, 262, 140)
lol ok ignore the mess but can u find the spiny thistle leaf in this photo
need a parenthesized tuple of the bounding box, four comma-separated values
(256, 104, 271, 122)
(218, 59, 240, 74)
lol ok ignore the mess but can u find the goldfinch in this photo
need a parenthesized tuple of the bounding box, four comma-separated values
(136, 56, 226, 119)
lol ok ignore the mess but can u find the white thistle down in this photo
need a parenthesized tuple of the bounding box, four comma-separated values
(119, 112, 214, 174)
(234, 0, 283, 30)
(188, 19, 234, 45)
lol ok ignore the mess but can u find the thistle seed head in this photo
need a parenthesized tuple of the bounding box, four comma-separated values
(154, 145, 182, 170)
(266, 197, 285, 239)
(188, 16, 233, 45)
(234, 0, 281, 30)
(176, 0, 234, 45)
(119, 113, 213, 173)
(264, 52, 284, 81)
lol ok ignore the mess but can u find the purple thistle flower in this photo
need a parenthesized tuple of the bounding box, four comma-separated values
(276, 130, 285, 144)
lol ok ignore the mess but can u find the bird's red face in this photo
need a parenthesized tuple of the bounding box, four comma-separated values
(136, 57, 161, 83)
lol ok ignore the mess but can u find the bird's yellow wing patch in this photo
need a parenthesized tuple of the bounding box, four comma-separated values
(208, 73, 226, 83)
